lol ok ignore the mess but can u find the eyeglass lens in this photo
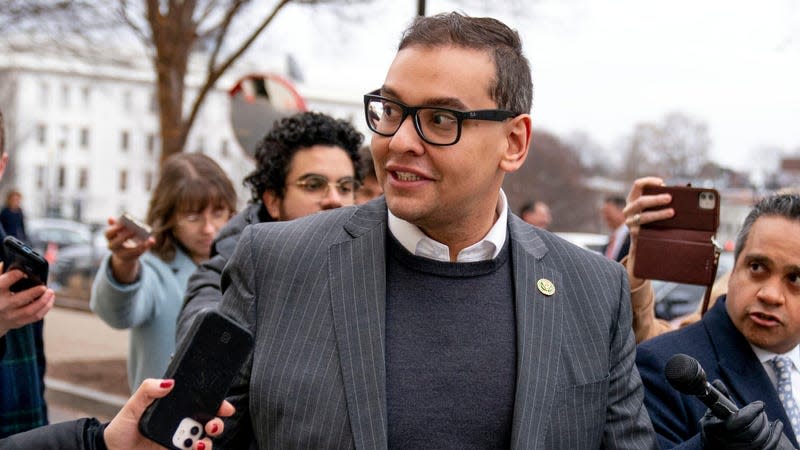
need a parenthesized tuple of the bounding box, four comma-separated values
(366, 98, 459, 145)
(297, 175, 359, 197)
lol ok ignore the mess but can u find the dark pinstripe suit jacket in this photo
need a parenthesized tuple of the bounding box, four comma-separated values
(217, 198, 656, 449)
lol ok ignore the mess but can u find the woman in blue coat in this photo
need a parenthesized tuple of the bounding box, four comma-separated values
(91, 153, 236, 391)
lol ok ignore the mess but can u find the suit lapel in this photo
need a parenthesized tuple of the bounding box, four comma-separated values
(507, 217, 564, 449)
(709, 298, 798, 446)
(329, 199, 389, 450)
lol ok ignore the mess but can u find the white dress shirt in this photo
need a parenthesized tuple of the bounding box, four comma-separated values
(387, 190, 509, 263)
(752, 344, 800, 400)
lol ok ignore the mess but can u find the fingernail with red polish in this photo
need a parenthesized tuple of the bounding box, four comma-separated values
(197, 442, 206, 450)
(211, 423, 219, 433)
(159, 380, 174, 388)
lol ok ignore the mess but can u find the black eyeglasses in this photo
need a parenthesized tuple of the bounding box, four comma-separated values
(363, 89, 518, 146)
(293, 175, 361, 199)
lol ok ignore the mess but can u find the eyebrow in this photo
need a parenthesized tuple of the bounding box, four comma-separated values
(297, 173, 355, 182)
(380, 86, 468, 111)
(744, 254, 800, 274)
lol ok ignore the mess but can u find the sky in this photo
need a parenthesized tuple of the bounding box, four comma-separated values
(253, 0, 800, 175)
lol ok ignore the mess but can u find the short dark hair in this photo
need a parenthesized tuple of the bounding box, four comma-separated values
(520, 199, 538, 216)
(398, 11, 532, 115)
(243, 112, 363, 203)
(604, 195, 626, 209)
(358, 145, 376, 180)
(734, 193, 800, 261)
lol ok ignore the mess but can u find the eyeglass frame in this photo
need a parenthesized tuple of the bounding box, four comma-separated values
(363, 89, 519, 146)
(291, 174, 362, 199)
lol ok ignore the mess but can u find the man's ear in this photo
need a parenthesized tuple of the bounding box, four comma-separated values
(261, 190, 282, 221)
(499, 113, 532, 174)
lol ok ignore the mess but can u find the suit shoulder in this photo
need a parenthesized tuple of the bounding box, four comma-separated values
(637, 320, 709, 361)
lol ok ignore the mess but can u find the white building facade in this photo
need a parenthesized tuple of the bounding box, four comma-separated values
(0, 51, 364, 226)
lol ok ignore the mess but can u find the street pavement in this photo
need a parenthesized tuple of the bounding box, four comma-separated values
(43, 305, 129, 423)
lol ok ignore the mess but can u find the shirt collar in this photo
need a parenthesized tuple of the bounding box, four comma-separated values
(387, 190, 509, 262)
(751, 344, 800, 369)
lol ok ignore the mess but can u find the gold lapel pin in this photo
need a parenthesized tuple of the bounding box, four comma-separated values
(537, 278, 555, 296)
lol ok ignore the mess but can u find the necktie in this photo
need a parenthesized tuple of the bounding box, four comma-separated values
(770, 356, 800, 438)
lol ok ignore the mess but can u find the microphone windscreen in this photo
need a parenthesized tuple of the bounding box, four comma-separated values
(664, 353, 707, 396)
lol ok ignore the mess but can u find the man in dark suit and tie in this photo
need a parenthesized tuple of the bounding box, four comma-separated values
(216, 12, 656, 448)
(637, 193, 800, 449)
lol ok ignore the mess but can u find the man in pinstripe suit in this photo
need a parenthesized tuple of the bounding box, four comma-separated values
(216, 12, 656, 449)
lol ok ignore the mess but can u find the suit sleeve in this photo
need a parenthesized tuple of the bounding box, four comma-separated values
(603, 264, 659, 449)
(0, 418, 107, 449)
(636, 342, 703, 449)
(211, 226, 259, 448)
(176, 253, 228, 344)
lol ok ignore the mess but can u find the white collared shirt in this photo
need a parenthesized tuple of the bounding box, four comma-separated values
(608, 224, 629, 259)
(387, 190, 509, 262)
(751, 344, 800, 399)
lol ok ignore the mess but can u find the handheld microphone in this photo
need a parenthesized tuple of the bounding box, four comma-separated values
(664, 353, 738, 419)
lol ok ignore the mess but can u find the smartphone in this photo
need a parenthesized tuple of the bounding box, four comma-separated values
(633, 185, 721, 285)
(118, 212, 152, 241)
(640, 185, 720, 232)
(139, 309, 253, 450)
(2, 236, 49, 293)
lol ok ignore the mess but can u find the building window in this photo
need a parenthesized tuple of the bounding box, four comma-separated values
(119, 170, 128, 192)
(144, 170, 153, 191)
(58, 166, 66, 188)
(78, 168, 89, 189)
(82, 86, 91, 107)
(59, 125, 69, 149)
(61, 84, 70, 108)
(37, 124, 47, 145)
(36, 166, 45, 189)
(80, 128, 90, 148)
(40, 82, 49, 108)
(146, 133, 156, 155)
(220, 139, 229, 158)
(121, 131, 129, 151)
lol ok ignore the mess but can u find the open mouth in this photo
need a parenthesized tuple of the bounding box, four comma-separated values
(749, 311, 781, 327)
(393, 171, 423, 182)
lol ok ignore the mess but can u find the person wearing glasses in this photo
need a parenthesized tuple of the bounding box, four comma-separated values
(176, 111, 363, 344)
(210, 12, 656, 448)
(90, 152, 237, 392)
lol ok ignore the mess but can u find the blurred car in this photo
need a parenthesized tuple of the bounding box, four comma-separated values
(27, 218, 94, 255)
(653, 251, 735, 321)
(26, 218, 108, 295)
(554, 232, 608, 253)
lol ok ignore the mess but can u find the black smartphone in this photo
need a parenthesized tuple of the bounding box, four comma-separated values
(138, 309, 253, 449)
(2, 236, 49, 292)
(118, 212, 152, 241)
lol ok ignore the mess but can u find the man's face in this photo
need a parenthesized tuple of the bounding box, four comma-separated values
(262, 145, 356, 221)
(726, 216, 800, 354)
(602, 201, 624, 230)
(371, 45, 529, 239)
(523, 203, 552, 229)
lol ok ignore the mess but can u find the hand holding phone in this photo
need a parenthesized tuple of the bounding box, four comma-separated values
(633, 185, 721, 285)
(2, 236, 49, 292)
(138, 309, 252, 449)
(118, 212, 152, 242)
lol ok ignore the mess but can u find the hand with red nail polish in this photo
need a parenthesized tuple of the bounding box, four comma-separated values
(103, 378, 234, 450)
